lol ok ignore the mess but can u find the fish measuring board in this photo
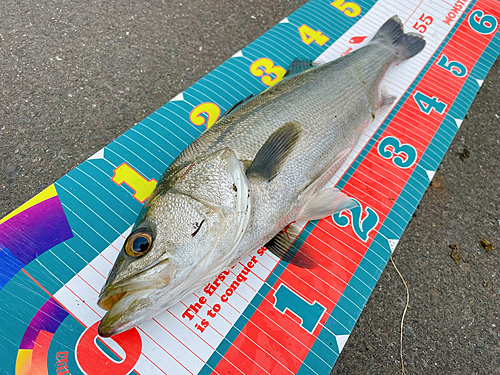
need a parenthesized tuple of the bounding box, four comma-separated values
(1, 0, 499, 374)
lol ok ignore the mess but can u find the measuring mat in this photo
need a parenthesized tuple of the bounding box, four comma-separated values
(1, 0, 500, 374)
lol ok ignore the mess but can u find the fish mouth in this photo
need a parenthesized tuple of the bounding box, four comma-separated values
(98, 319, 121, 337)
(97, 291, 127, 311)
(97, 275, 160, 312)
(97, 289, 155, 337)
(96, 258, 175, 336)
(97, 255, 173, 309)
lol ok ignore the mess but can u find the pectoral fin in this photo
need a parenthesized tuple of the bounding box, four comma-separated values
(246, 121, 302, 181)
(265, 222, 317, 269)
(297, 188, 356, 221)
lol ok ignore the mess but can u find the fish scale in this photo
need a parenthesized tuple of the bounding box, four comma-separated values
(178, 43, 399, 262)
(97, 16, 426, 337)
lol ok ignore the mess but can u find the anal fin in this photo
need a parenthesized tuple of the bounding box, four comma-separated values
(380, 85, 397, 108)
(265, 222, 317, 269)
(297, 188, 356, 221)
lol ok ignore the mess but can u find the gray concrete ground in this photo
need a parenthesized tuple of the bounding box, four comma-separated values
(1, 0, 499, 373)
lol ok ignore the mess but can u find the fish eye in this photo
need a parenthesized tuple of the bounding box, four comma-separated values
(125, 229, 153, 257)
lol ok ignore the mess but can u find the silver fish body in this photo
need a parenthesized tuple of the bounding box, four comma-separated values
(97, 16, 425, 336)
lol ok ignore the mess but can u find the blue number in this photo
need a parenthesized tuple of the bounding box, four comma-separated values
(469, 10, 497, 35)
(378, 136, 417, 169)
(413, 91, 447, 115)
(273, 283, 326, 334)
(333, 199, 379, 242)
(436, 54, 467, 78)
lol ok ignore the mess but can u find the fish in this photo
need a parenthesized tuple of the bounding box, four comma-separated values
(97, 16, 425, 337)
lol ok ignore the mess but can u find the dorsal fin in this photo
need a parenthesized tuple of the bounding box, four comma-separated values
(220, 94, 253, 118)
(265, 222, 318, 269)
(246, 121, 302, 181)
(285, 59, 314, 78)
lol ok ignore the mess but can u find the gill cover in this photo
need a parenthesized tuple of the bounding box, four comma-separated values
(97, 148, 252, 336)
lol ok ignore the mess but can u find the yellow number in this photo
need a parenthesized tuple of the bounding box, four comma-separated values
(112, 163, 157, 203)
(298, 25, 330, 46)
(331, 0, 361, 18)
(189, 102, 221, 131)
(250, 58, 287, 87)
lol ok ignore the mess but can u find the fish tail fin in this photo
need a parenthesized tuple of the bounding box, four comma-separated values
(372, 15, 425, 60)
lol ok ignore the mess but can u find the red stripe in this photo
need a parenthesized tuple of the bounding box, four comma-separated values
(21, 269, 87, 328)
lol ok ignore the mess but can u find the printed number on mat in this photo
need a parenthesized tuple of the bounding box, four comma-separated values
(250, 58, 287, 87)
(377, 136, 417, 169)
(330, 0, 361, 18)
(468, 10, 497, 34)
(298, 25, 329, 46)
(112, 163, 157, 203)
(333, 199, 379, 242)
(190, 102, 221, 131)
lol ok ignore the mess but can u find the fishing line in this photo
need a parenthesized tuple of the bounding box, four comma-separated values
(390, 254, 409, 375)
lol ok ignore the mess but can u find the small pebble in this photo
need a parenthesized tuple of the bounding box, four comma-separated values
(405, 326, 414, 338)
(479, 238, 493, 251)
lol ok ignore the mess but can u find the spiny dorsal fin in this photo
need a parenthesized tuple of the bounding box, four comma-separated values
(285, 59, 314, 78)
(265, 222, 318, 269)
(221, 94, 254, 119)
(297, 188, 357, 221)
(246, 121, 302, 181)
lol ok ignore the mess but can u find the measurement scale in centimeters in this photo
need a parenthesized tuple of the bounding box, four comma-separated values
(4, 0, 500, 375)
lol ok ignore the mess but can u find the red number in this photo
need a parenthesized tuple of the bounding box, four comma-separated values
(420, 14, 433, 24)
(413, 22, 426, 33)
(413, 13, 433, 33)
(76, 321, 142, 374)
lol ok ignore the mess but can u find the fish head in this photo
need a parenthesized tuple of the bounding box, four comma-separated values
(97, 148, 251, 336)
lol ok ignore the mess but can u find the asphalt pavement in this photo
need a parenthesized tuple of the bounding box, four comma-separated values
(1, 0, 499, 373)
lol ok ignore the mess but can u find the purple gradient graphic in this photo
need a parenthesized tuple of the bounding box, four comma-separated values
(0, 196, 72, 265)
(19, 297, 69, 350)
(0, 243, 24, 290)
